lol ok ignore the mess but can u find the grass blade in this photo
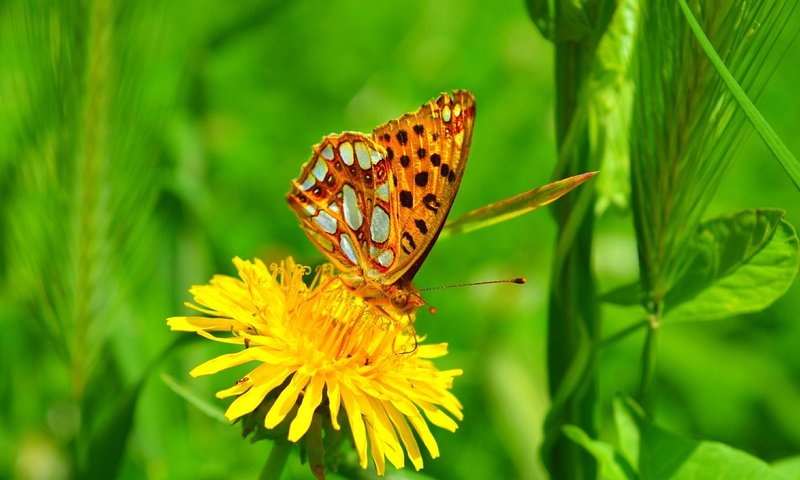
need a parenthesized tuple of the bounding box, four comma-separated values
(441, 172, 597, 239)
(678, 0, 800, 192)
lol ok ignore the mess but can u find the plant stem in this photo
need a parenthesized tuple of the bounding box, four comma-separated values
(259, 441, 292, 480)
(637, 311, 661, 413)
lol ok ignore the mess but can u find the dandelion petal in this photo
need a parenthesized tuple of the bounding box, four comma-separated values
(289, 375, 326, 442)
(265, 373, 310, 429)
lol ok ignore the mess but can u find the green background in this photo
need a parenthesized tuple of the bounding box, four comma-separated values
(2, 1, 800, 478)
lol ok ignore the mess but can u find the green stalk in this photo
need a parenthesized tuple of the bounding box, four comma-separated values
(543, 2, 621, 478)
(637, 311, 661, 412)
(259, 441, 292, 480)
(545, 19, 598, 480)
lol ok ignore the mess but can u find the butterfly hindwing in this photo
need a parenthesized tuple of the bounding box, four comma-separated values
(287, 132, 399, 279)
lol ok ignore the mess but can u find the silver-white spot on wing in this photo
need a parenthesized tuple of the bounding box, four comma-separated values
(342, 184, 363, 230)
(370, 206, 390, 243)
(312, 158, 328, 181)
(376, 182, 389, 201)
(299, 176, 315, 191)
(377, 249, 394, 267)
(370, 147, 383, 165)
(302, 203, 316, 216)
(320, 143, 334, 160)
(354, 141, 371, 170)
(313, 210, 337, 234)
(340, 234, 359, 265)
(340, 142, 355, 166)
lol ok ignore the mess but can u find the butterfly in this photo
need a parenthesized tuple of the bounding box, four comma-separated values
(287, 90, 475, 314)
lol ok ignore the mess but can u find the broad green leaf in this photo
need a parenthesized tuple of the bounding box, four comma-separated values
(563, 425, 637, 480)
(440, 172, 597, 239)
(618, 398, 784, 480)
(160, 372, 228, 423)
(664, 209, 799, 323)
(678, 0, 800, 193)
(773, 456, 800, 479)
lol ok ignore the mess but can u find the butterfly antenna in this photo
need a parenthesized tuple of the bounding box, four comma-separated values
(419, 277, 527, 292)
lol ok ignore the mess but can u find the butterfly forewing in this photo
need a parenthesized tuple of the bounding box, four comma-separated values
(372, 90, 476, 283)
(288, 90, 475, 304)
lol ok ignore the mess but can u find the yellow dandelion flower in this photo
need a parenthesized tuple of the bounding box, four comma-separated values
(167, 257, 463, 476)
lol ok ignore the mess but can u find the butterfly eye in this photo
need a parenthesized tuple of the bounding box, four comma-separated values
(390, 291, 409, 309)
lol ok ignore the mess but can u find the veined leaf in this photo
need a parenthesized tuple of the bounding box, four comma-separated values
(618, 397, 784, 480)
(563, 425, 637, 480)
(440, 172, 597, 239)
(663, 209, 799, 323)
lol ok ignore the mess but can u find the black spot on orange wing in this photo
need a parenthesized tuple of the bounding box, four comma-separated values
(448, 170, 456, 183)
(413, 124, 424, 135)
(401, 231, 417, 254)
(415, 219, 428, 234)
(400, 190, 413, 208)
(440, 164, 450, 177)
(423, 193, 440, 213)
(430, 153, 441, 166)
(400, 155, 410, 168)
(415, 172, 428, 187)
(386, 147, 394, 160)
(396, 130, 409, 145)
(417, 147, 426, 159)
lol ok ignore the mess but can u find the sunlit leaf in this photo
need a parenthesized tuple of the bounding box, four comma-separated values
(664, 209, 799, 323)
(563, 425, 637, 480)
(440, 172, 597, 239)
(773, 456, 800, 479)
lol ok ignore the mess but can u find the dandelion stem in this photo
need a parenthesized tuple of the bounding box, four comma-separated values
(259, 441, 291, 480)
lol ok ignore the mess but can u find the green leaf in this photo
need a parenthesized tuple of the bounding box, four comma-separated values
(773, 456, 800, 479)
(664, 209, 799, 323)
(613, 395, 640, 471)
(678, 0, 800, 193)
(563, 425, 637, 480)
(617, 398, 784, 480)
(440, 172, 597, 239)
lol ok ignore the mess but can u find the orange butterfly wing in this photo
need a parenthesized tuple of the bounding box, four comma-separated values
(287, 90, 476, 304)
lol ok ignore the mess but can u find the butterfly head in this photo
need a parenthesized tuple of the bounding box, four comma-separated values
(386, 285, 426, 314)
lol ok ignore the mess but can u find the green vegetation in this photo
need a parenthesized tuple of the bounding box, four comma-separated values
(3, 0, 800, 478)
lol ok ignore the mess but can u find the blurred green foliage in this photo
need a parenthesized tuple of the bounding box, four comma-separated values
(2, 0, 800, 479)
